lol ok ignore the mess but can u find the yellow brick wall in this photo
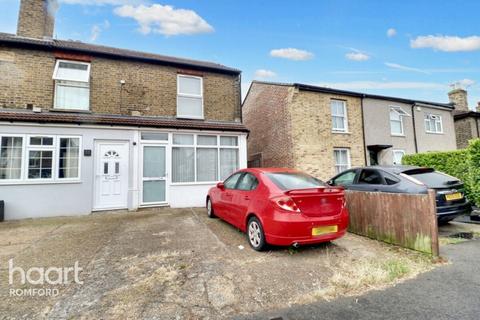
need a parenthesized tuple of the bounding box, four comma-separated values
(287, 89, 366, 180)
(0, 46, 241, 122)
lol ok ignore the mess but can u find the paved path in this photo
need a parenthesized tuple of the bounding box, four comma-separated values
(238, 239, 480, 320)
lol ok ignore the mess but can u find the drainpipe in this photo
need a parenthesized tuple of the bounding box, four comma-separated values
(411, 103, 419, 153)
(361, 95, 368, 165)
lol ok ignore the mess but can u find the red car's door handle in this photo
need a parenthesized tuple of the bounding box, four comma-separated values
(244, 196, 250, 200)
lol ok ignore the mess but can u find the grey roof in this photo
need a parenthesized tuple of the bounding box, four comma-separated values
(0, 32, 240, 75)
(249, 81, 453, 109)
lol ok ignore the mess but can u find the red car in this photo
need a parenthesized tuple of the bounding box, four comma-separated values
(206, 168, 349, 251)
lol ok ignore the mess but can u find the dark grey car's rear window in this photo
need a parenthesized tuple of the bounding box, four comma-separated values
(266, 172, 325, 190)
(408, 171, 459, 188)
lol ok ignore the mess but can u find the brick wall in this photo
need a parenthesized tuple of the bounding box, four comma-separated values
(288, 90, 366, 180)
(242, 82, 366, 180)
(0, 46, 241, 122)
(242, 82, 295, 168)
(455, 117, 479, 149)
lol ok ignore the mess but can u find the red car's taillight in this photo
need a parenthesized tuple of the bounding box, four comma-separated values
(272, 196, 301, 213)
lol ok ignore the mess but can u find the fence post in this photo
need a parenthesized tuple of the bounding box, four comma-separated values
(428, 189, 439, 257)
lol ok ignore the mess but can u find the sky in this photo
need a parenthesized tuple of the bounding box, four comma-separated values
(1, 0, 479, 108)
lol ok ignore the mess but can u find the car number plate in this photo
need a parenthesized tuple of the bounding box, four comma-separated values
(445, 192, 463, 201)
(312, 225, 338, 236)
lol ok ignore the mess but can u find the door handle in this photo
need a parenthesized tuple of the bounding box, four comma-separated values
(244, 196, 250, 200)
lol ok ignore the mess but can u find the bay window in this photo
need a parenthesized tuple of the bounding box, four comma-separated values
(177, 75, 203, 119)
(172, 134, 239, 183)
(53, 60, 90, 111)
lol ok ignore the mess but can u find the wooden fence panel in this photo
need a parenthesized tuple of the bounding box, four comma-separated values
(345, 190, 439, 256)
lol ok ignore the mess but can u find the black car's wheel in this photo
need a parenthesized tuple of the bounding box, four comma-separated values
(247, 216, 267, 251)
(206, 198, 216, 218)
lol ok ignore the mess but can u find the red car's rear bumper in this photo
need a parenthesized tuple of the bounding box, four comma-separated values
(263, 207, 349, 246)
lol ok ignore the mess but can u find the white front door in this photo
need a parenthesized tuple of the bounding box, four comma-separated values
(94, 141, 129, 210)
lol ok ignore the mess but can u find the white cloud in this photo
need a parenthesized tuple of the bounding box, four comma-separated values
(60, 0, 147, 5)
(387, 28, 397, 37)
(269, 48, 314, 61)
(345, 52, 370, 61)
(90, 20, 110, 42)
(254, 69, 276, 78)
(384, 62, 429, 74)
(114, 4, 214, 36)
(411, 35, 480, 52)
(316, 81, 446, 90)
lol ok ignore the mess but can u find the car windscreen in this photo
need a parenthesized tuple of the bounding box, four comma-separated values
(265, 172, 326, 190)
(407, 171, 460, 188)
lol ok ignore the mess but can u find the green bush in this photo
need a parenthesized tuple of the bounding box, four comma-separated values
(402, 139, 480, 206)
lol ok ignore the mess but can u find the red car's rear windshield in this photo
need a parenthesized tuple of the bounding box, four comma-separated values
(265, 172, 325, 190)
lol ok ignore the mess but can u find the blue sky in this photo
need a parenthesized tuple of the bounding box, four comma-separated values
(1, 0, 479, 108)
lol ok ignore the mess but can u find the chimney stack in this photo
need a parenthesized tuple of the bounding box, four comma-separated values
(448, 88, 469, 111)
(17, 0, 58, 39)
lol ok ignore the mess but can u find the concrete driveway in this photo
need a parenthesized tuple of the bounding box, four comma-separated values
(0, 208, 433, 319)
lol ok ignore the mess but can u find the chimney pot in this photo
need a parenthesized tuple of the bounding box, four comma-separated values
(477, 101, 480, 113)
(448, 88, 469, 112)
(17, 0, 58, 39)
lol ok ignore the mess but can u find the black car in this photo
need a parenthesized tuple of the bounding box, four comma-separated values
(328, 165, 472, 224)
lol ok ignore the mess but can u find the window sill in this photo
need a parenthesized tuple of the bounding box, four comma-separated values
(332, 130, 350, 134)
(391, 134, 406, 137)
(0, 180, 82, 186)
(170, 181, 219, 186)
(51, 108, 92, 114)
(425, 131, 444, 135)
(176, 115, 205, 121)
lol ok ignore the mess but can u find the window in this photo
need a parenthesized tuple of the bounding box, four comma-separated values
(333, 148, 351, 174)
(58, 138, 80, 179)
(224, 172, 242, 189)
(0, 135, 81, 183)
(392, 150, 405, 165)
(425, 114, 443, 134)
(0, 136, 23, 180)
(331, 100, 348, 132)
(141, 132, 168, 141)
(358, 169, 383, 185)
(383, 173, 400, 185)
(171, 134, 239, 183)
(265, 172, 325, 191)
(390, 106, 408, 136)
(237, 173, 259, 191)
(177, 75, 203, 119)
(53, 60, 90, 111)
(332, 170, 356, 186)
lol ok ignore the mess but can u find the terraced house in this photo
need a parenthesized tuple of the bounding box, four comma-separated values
(0, 0, 247, 219)
(243, 81, 457, 180)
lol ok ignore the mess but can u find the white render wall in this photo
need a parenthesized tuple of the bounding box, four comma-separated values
(0, 122, 247, 220)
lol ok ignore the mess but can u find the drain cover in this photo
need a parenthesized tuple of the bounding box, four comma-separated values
(449, 232, 473, 239)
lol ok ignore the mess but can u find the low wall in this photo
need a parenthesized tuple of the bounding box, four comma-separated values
(346, 190, 439, 256)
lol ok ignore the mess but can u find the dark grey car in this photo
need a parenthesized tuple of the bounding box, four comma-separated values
(327, 165, 472, 224)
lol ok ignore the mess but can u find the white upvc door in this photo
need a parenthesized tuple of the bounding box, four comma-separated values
(94, 141, 129, 210)
(141, 144, 168, 205)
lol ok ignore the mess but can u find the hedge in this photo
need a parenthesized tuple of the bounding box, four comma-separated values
(402, 139, 480, 207)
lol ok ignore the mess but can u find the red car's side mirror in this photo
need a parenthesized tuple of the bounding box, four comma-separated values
(217, 182, 225, 190)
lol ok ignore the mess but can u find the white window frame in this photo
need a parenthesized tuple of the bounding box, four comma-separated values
(0, 134, 82, 185)
(392, 149, 406, 165)
(56, 136, 82, 181)
(331, 99, 348, 133)
(390, 106, 409, 136)
(0, 134, 25, 183)
(176, 75, 204, 119)
(333, 148, 351, 174)
(52, 59, 91, 111)
(171, 133, 239, 185)
(424, 114, 444, 134)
